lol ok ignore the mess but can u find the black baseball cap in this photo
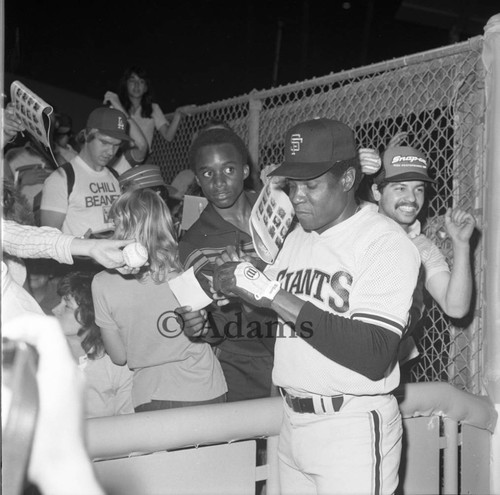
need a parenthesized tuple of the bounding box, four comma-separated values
(268, 118, 357, 180)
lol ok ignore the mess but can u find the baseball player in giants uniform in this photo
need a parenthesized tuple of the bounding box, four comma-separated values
(214, 118, 420, 494)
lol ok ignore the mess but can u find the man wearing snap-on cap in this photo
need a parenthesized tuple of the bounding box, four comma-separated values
(371, 145, 476, 369)
(40, 107, 131, 236)
(213, 118, 420, 494)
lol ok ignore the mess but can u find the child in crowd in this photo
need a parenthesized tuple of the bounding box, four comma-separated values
(118, 163, 177, 212)
(52, 272, 134, 418)
(91, 188, 227, 412)
(118, 164, 199, 239)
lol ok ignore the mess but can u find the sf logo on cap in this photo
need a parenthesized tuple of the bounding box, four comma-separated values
(290, 134, 303, 155)
(117, 116, 125, 130)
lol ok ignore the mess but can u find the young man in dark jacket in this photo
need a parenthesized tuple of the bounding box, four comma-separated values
(178, 127, 276, 402)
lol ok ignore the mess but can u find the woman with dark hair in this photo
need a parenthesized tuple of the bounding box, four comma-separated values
(52, 272, 134, 418)
(91, 188, 227, 412)
(115, 65, 194, 151)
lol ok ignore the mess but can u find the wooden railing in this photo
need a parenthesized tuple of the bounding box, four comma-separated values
(87, 383, 497, 495)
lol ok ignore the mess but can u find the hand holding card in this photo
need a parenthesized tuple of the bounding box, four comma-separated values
(169, 267, 213, 311)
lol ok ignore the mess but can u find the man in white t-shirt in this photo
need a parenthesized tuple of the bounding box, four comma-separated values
(40, 107, 132, 236)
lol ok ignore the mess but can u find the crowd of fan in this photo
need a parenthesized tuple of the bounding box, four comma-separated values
(2, 64, 477, 495)
(3, 64, 476, 420)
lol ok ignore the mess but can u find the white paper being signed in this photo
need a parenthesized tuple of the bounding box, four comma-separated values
(169, 267, 213, 311)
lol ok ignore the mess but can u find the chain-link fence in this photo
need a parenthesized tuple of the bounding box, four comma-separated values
(149, 37, 486, 394)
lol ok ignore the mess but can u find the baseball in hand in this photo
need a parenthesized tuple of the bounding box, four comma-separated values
(122, 242, 148, 268)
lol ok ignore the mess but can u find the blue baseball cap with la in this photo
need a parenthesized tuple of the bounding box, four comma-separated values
(268, 118, 358, 180)
(86, 107, 131, 142)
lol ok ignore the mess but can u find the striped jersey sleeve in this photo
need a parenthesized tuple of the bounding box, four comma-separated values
(349, 230, 420, 338)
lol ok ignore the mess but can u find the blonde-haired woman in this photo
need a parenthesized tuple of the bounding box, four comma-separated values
(91, 188, 227, 412)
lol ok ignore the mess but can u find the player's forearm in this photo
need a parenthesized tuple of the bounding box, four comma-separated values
(272, 296, 400, 380)
(270, 288, 305, 323)
(443, 243, 473, 318)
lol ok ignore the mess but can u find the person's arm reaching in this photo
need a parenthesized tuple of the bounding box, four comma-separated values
(3, 220, 75, 263)
(3, 219, 134, 268)
(157, 105, 195, 143)
(70, 237, 134, 269)
(426, 207, 475, 318)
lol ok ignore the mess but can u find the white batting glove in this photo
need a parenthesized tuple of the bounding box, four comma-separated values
(214, 262, 281, 307)
(233, 262, 281, 301)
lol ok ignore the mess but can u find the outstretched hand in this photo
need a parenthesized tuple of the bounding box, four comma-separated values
(71, 238, 141, 273)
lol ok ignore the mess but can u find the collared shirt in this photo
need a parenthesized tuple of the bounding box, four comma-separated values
(2, 220, 74, 264)
(407, 219, 422, 239)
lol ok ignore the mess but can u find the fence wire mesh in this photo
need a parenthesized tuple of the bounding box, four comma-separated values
(149, 37, 485, 393)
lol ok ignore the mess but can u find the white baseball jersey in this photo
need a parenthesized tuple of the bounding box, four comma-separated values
(265, 204, 420, 397)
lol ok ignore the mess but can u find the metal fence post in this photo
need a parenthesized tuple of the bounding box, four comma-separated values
(442, 417, 459, 495)
(266, 435, 281, 495)
(482, 13, 500, 495)
(248, 94, 262, 190)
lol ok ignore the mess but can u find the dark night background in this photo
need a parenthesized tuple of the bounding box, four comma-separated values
(4, 0, 498, 112)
